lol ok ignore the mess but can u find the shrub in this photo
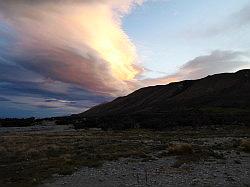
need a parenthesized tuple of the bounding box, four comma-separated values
(240, 139, 250, 152)
(168, 143, 193, 155)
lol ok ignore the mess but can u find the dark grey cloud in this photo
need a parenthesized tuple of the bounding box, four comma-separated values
(0, 61, 43, 83)
(0, 56, 112, 116)
(0, 97, 10, 101)
(0, 45, 112, 116)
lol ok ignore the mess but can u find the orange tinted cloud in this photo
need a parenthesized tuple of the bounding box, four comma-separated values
(0, 0, 144, 96)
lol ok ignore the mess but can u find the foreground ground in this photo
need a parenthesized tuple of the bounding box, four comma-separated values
(0, 124, 249, 186)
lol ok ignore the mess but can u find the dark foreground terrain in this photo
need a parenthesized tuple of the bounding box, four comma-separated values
(0, 124, 249, 187)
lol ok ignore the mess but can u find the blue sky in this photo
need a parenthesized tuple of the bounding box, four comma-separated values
(124, 0, 250, 78)
(0, 0, 249, 118)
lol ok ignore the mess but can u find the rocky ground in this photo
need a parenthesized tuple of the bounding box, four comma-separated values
(0, 124, 249, 187)
(42, 153, 250, 187)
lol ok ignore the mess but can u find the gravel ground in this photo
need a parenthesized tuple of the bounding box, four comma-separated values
(42, 151, 250, 187)
(1, 124, 249, 187)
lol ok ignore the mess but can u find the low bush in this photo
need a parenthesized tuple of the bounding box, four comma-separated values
(168, 143, 193, 155)
(240, 139, 250, 152)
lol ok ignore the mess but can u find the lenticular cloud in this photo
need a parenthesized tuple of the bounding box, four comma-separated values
(0, 0, 144, 96)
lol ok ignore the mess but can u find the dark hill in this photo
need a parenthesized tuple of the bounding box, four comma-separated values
(84, 69, 250, 115)
(68, 69, 250, 129)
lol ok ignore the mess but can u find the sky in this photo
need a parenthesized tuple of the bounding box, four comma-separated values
(0, 0, 250, 118)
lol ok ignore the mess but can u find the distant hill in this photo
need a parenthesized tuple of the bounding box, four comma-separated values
(66, 69, 250, 129)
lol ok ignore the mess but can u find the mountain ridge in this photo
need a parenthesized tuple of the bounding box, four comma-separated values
(57, 69, 250, 129)
(82, 69, 250, 117)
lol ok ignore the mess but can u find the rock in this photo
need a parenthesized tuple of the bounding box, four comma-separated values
(98, 178, 104, 182)
(234, 160, 241, 164)
(191, 178, 200, 185)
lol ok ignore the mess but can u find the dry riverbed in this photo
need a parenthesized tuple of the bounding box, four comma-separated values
(0, 124, 249, 187)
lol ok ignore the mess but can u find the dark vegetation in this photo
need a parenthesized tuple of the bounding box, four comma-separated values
(0, 118, 36, 127)
(0, 117, 64, 127)
(65, 108, 250, 130)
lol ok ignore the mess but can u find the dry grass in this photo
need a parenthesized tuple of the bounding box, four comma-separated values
(0, 126, 249, 186)
(0, 130, 159, 186)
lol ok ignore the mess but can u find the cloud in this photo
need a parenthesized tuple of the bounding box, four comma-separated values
(0, 54, 113, 116)
(143, 50, 250, 86)
(0, 0, 144, 117)
(0, 80, 110, 117)
(0, 0, 143, 96)
(200, 3, 250, 37)
(0, 97, 9, 102)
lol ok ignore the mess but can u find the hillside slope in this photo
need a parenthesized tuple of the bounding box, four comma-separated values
(64, 69, 250, 129)
(83, 69, 250, 116)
